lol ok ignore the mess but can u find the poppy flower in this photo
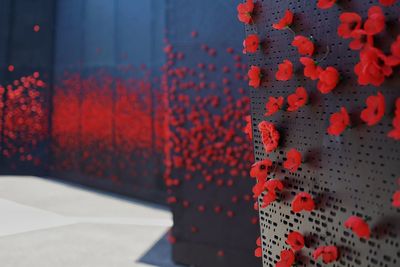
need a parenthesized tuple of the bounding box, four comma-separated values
(360, 92, 385, 126)
(327, 107, 350, 136)
(275, 60, 293, 81)
(261, 179, 284, 208)
(254, 247, 262, 258)
(354, 45, 392, 86)
(272, 9, 294, 30)
(243, 34, 260, 54)
(292, 192, 315, 213)
(244, 115, 253, 140)
(337, 12, 362, 39)
(299, 57, 322, 80)
(283, 149, 302, 172)
(292, 35, 314, 56)
(344, 216, 371, 239)
(276, 249, 295, 267)
(349, 29, 370, 51)
(286, 231, 305, 251)
(317, 0, 336, 9)
(386, 36, 400, 67)
(313, 246, 339, 264)
(388, 98, 400, 140)
(379, 0, 397, 6)
(253, 180, 266, 198)
(250, 158, 273, 180)
(248, 66, 261, 88)
(392, 191, 400, 208)
(287, 87, 308, 112)
(258, 121, 280, 153)
(364, 6, 385, 36)
(237, 0, 254, 24)
(317, 67, 339, 94)
(265, 96, 284, 116)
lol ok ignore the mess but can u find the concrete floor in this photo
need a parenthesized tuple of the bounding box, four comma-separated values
(0, 176, 180, 267)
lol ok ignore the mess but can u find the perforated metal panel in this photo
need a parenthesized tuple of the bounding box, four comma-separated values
(246, 1, 400, 267)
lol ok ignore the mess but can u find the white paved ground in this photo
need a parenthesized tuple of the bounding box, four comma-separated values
(0, 176, 178, 267)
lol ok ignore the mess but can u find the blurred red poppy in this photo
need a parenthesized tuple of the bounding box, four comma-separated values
(379, 0, 397, 6)
(300, 57, 322, 80)
(292, 35, 314, 56)
(317, 0, 336, 9)
(276, 249, 295, 267)
(392, 191, 400, 208)
(258, 121, 280, 152)
(355, 45, 392, 86)
(292, 192, 315, 212)
(286, 231, 304, 251)
(283, 149, 302, 172)
(248, 66, 261, 88)
(317, 67, 339, 94)
(313, 246, 338, 264)
(364, 6, 385, 36)
(287, 87, 308, 112)
(338, 12, 362, 39)
(386, 36, 400, 67)
(272, 10, 294, 30)
(327, 107, 350, 136)
(265, 96, 284, 116)
(237, 0, 254, 24)
(344, 216, 370, 239)
(275, 60, 293, 81)
(360, 92, 385, 126)
(250, 158, 273, 180)
(243, 34, 260, 54)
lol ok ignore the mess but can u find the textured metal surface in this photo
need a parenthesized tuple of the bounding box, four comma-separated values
(246, 1, 400, 267)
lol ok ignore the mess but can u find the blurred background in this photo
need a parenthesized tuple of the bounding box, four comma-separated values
(0, 0, 259, 266)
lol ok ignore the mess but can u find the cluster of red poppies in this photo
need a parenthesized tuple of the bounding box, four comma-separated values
(0, 72, 47, 166)
(51, 68, 165, 182)
(238, 0, 399, 265)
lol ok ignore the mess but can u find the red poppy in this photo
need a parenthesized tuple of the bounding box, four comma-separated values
(244, 115, 253, 140)
(388, 98, 400, 140)
(299, 57, 322, 80)
(272, 9, 294, 30)
(313, 246, 339, 264)
(364, 6, 385, 36)
(355, 45, 392, 86)
(254, 247, 262, 258)
(344, 216, 371, 239)
(360, 92, 385, 126)
(276, 249, 295, 267)
(248, 66, 261, 88)
(261, 189, 277, 208)
(261, 179, 284, 208)
(292, 36, 314, 56)
(317, 0, 336, 9)
(286, 231, 305, 251)
(243, 34, 260, 54)
(283, 149, 302, 172)
(379, 0, 397, 6)
(386, 36, 400, 67)
(327, 107, 350, 136)
(337, 12, 362, 39)
(392, 191, 400, 208)
(265, 96, 284, 116)
(253, 180, 266, 198)
(349, 29, 370, 51)
(317, 67, 339, 94)
(258, 121, 280, 153)
(250, 158, 273, 180)
(292, 192, 315, 213)
(287, 87, 308, 112)
(237, 0, 254, 24)
(275, 60, 293, 81)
